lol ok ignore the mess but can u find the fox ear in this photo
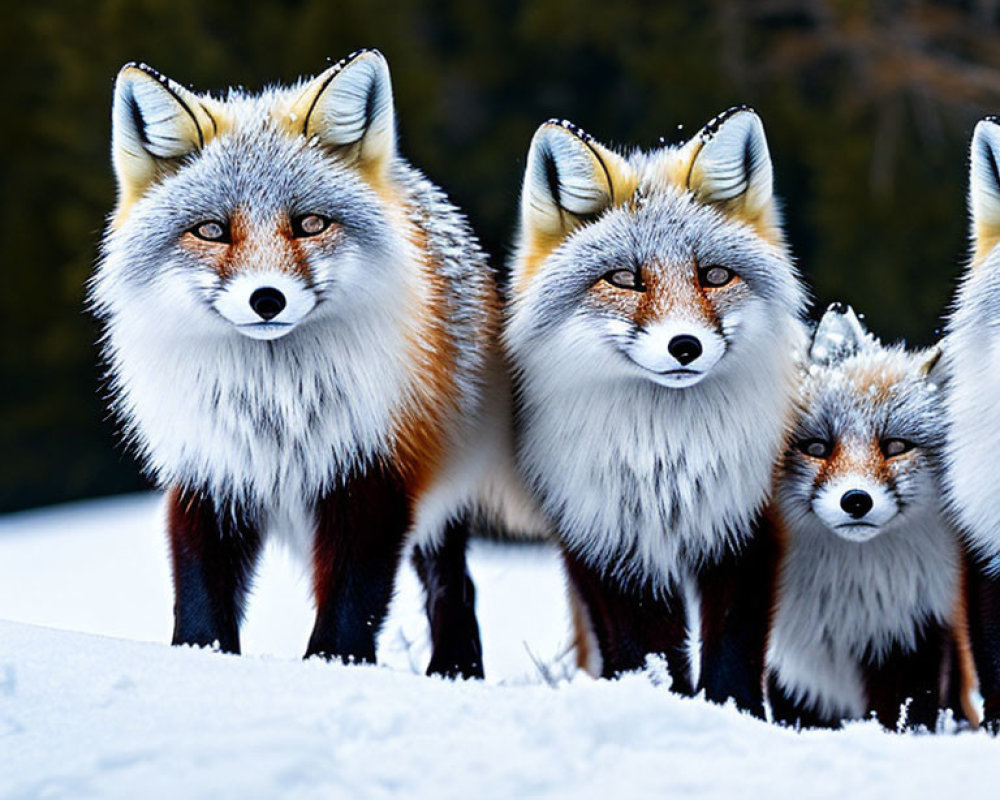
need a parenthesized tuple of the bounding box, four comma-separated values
(112, 63, 214, 214)
(969, 117, 1000, 261)
(291, 49, 396, 179)
(809, 302, 870, 365)
(919, 346, 946, 383)
(688, 107, 775, 229)
(520, 120, 628, 242)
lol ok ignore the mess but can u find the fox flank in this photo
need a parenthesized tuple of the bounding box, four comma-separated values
(767, 304, 965, 730)
(943, 116, 1000, 731)
(91, 51, 513, 676)
(505, 109, 806, 714)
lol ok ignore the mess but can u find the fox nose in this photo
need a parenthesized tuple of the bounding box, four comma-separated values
(840, 490, 873, 519)
(249, 287, 286, 321)
(668, 335, 703, 366)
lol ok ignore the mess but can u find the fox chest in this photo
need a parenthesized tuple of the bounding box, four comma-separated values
(768, 518, 957, 715)
(116, 331, 405, 504)
(517, 386, 781, 584)
(944, 332, 1000, 554)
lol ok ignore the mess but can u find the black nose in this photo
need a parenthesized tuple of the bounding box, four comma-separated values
(249, 287, 286, 321)
(840, 489, 873, 519)
(668, 334, 703, 366)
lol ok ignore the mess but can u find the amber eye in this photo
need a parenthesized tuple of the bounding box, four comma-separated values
(292, 214, 332, 237)
(882, 438, 914, 458)
(189, 220, 230, 243)
(699, 265, 736, 288)
(601, 269, 644, 291)
(798, 438, 833, 459)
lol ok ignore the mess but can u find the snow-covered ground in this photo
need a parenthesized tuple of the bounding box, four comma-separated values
(0, 494, 996, 799)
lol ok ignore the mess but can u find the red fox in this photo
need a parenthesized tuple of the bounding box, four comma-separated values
(504, 110, 807, 715)
(942, 115, 1000, 731)
(767, 303, 974, 730)
(90, 50, 537, 676)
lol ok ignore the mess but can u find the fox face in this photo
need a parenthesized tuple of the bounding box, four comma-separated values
(780, 304, 944, 543)
(508, 111, 802, 391)
(97, 51, 406, 343)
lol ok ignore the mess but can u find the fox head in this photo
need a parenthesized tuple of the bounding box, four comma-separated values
(96, 49, 408, 342)
(780, 303, 944, 543)
(507, 109, 804, 390)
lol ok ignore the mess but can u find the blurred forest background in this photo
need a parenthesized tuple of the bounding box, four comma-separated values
(4, 0, 1000, 512)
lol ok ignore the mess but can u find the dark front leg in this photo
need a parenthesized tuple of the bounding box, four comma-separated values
(965, 548, 1000, 732)
(306, 464, 412, 665)
(563, 548, 693, 694)
(697, 518, 780, 719)
(766, 672, 841, 730)
(412, 514, 484, 679)
(864, 623, 947, 732)
(167, 486, 263, 654)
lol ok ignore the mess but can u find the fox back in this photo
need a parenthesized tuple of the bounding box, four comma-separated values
(91, 52, 496, 531)
(768, 305, 958, 721)
(505, 110, 806, 586)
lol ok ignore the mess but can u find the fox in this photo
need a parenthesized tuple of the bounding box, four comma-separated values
(766, 303, 973, 730)
(941, 115, 1000, 732)
(504, 108, 807, 715)
(90, 49, 536, 677)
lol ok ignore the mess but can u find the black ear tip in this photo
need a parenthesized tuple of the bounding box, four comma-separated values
(827, 301, 847, 314)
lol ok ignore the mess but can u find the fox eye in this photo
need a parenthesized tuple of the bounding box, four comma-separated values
(601, 269, 644, 292)
(881, 438, 914, 458)
(292, 214, 332, 237)
(699, 265, 736, 288)
(798, 438, 833, 459)
(189, 220, 230, 243)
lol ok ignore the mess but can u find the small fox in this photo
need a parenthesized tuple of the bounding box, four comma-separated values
(90, 50, 531, 676)
(504, 109, 806, 714)
(766, 304, 971, 730)
(942, 116, 1000, 731)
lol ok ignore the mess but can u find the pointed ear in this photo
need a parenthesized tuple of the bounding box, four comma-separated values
(919, 346, 946, 384)
(520, 120, 628, 242)
(969, 117, 1000, 261)
(112, 63, 215, 214)
(809, 302, 870, 365)
(290, 49, 395, 179)
(687, 107, 775, 228)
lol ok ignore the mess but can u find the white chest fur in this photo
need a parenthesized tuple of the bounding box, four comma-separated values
(944, 321, 1000, 557)
(514, 315, 797, 586)
(767, 505, 958, 720)
(106, 279, 411, 511)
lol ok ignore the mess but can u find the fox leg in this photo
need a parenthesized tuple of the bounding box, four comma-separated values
(306, 464, 411, 665)
(412, 515, 484, 679)
(166, 487, 263, 654)
(562, 549, 693, 693)
(864, 624, 947, 732)
(766, 673, 841, 730)
(697, 520, 780, 719)
(964, 548, 1000, 732)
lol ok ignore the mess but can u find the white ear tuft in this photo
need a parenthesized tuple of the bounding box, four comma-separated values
(970, 117, 1000, 256)
(809, 302, 871, 365)
(521, 120, 617, 238)
(689, 107, 773, 215)
(112, 63, 212, 210)
(295, 49, 396, 173)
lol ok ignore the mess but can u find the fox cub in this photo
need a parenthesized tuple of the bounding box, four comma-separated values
(505, 109, 806, 714)
(942, 116, 1000, 731)
(91, 50, 521, 676)
(767, 304, 970, 730)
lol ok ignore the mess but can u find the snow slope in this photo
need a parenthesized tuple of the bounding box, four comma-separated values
(0, 495, 996, 799)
